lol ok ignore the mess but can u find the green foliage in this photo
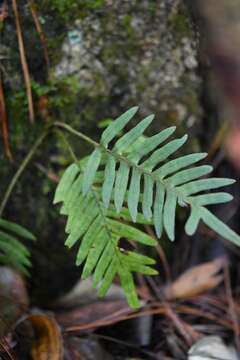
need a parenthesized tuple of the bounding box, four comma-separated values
(45, 0, 105, 22)
(82, 107, 238, 244)
(54, 107, 240, 307)
(54, 164, 157, 308)
(0, 219, 36, 275)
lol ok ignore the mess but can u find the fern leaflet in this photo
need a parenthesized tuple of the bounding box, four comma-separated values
(0, 218, 36, 274)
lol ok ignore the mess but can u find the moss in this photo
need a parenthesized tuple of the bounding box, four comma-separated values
(41, 0, 105, 23)
(122, 15, 136, 38)
(169, 11, 191, 37)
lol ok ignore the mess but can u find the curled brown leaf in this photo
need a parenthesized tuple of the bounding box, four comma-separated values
(28, 314, 63, 360)
(164, 257, 227, 300)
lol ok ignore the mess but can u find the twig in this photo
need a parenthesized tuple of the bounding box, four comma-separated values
(0, 72, 12, 161)
(0, 337, 17, 360)
(0, 130, 48, 217)
(34, 162, 59, 183)
(28, 0, 50, 70)
(12, 0, 35, 123)
(164, 302, 195, 346)
(145, 224, 171, 283)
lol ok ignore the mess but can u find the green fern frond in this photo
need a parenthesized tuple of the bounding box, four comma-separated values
(80, 107, 239, 245)
(54, 107, 240, 308)
(0, 218, 36, 274)
(54, 163, 157, 308)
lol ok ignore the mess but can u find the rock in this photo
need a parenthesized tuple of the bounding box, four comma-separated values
(53, 0, 202, 131)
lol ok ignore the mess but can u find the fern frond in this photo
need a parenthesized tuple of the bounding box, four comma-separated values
(54, 164, 157, 308)
(54, 107, 240, 307)
(0, 218, 35, 274)
(80, 107, 239, 246)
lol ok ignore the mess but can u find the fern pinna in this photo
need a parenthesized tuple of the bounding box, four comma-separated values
(54, 107, 240, 307)
(0, 218, 35, 274)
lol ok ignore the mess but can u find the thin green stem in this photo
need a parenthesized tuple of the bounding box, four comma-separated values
(54, 121, 99, 148)
(54, 128, 78, 164)
(0, 130, 49, 217)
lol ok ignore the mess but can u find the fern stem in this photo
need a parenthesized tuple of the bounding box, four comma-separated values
(54, 122, 99, 148)
(54, 129, 78, 164)
(0, 130, 48, 217)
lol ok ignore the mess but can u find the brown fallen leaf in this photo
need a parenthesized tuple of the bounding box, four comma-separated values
(164, 257, 226, 300)
(28, 314, 63, 360)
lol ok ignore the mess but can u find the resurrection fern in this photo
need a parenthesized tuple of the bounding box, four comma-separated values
(0, 218, 36, 274)
(54, 106, 240, 307)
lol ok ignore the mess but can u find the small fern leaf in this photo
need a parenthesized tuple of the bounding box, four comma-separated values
(0, 218, 36, 241)
(76, 215, 102, 266)
(118, 265, 140, 308)
(126, 251, 156, 265)
(108, 219, 157, 246)
(187, 193, 233, 206)
(93, 241, 116, 287)
(142, 174, 154, 221)
(153, 182, 165, 238)
(65, 198, 98, 247)
(101, 106, 139, 147)
(0, 231, 31, 266)
(129, 126, 176, 163)
(155, 153, 207, 178)
(199, 206, 240, 246)
(163, 189, 177, 241)
(114, 161, 130, 213)
(102, 155, 116, 208)
(65, 193, 86, 232)
(167, 165, 213, 186)
(143, 135, 188, 170)
(128, 167, 141, 222)
(98, 257, 118, 297)
(82, 148, 102, 195)
(81, 229, 107, 279)
(54, 163, 79, 204)
(114, 114, 154, 154)
(0, 219, 35, 274)
(64, 174, 83, 209)
(178, 178, 236, 197)
(185, 207, 201, 235)
(128, 262, 158, 275)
